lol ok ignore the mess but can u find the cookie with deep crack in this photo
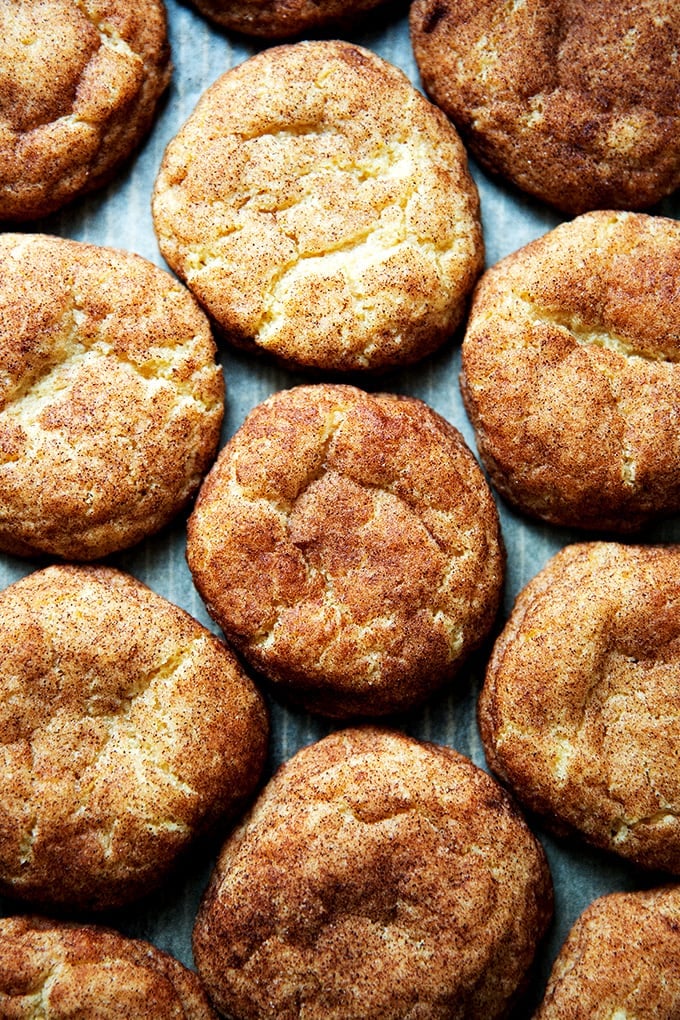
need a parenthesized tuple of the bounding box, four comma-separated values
(0, 0, 171, 222)
(152, 40, 483, 372)
(0, 564, 268, 910)
(534, 886, 680, 1019)
(0, 233, 224, 561)
(410, 0, 680, 214)
(193, 727, 553, 1020)
(186, 384, 504, 718)
(186, 0, 389, 39)
(0, 915, 217, 1018)
(460, 211, 680, 532)
(479, 541, 680, 874)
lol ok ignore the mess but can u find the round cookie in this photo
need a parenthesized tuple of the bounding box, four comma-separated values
(0, 0, 171, 222)
(193, 727, 553, 1020)
(186, 0, 389, 39)
(186, 383, 504, 718)
(152, 40, 483, 372)
(479, 541, 680, 874)
(410, 0, 680, 214)
(0, 564, 268, 910)
(534, 886, 680, 1019)
(460, 210, 680, 532)
(0, 916, 217, 1019)
(0, 233, 224, 561)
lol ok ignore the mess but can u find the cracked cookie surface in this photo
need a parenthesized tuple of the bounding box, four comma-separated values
(533, 885, 680, 1020)
(0, 233, 224, 560)
(479, 541, 680, 874)
(193, 727, 552, 1020)
(0, 0, 171, 221)
(186, 383, 504, 718)
(410, 0, 680, 214)
(460, 210, 680, 532)
(0, 915, 217, 1018)
(152, 40, 483, 372)
(0, 564, 268, 910)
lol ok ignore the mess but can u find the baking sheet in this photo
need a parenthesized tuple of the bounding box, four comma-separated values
(2, 1, 679, 1015)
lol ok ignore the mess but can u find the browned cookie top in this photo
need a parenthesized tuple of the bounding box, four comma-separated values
(461, 211, 680, 532)
(0, 565, 268, 910)
(193, 727, 552, 1020)
(187, 383, 504, 718)
(0, 0, 171, 221)
(0, 916, 217, 1019)
(410, 0, 680, 214)
(187, 0, 389, 38)
(479, 541, 680, 874)
(152, 40, 483, 372)
(534, 886, 680, 1019)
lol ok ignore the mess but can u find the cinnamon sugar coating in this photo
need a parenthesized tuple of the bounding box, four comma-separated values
(0, 565, 268, 910)
(152, 40, 483, 372)
(410, 0, 680, 214)
(187, 384, 504, 718)
(0, 233, 224, 560)
(0, 916, 217, 1018)
(480, 542, 680, 873)
(194, 727, 552, 1020)
(534, 886, 680, 1019)
(461, 211, 680, 532)
(0, 0, 171, 221)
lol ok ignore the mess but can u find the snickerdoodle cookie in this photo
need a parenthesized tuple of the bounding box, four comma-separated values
(479, 542, 680, 874)
(187, 0, 388, 39)
(0, 0, 171, 221)
(0, 916, 217, 1019)
(0, 233, 224, 560)
(187, 384, 504, 718)
(152, 40, 483, 372)
(410, 0, 680, 214)
(460, 211, 680, 532)
(0, 564, 268, 910)
(534, 886, 680, 1020)
(193, 727, 553, 1020)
